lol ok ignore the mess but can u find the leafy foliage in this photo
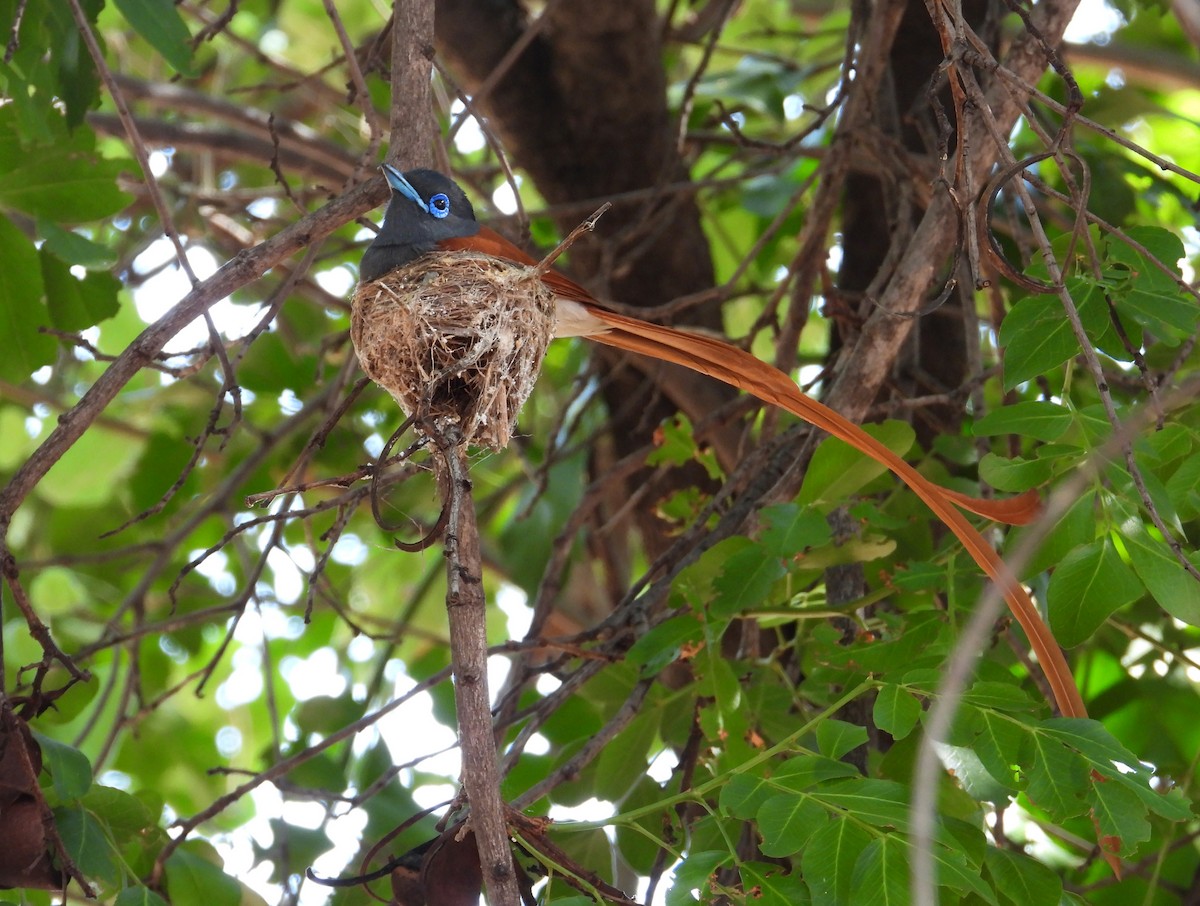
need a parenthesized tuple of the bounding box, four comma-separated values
(1, 0, 1199, 905)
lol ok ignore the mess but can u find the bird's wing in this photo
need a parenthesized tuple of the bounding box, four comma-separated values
(441, 228, 600, 306)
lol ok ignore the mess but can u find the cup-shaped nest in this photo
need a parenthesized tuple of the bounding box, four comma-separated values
(351, 250, 557, 450)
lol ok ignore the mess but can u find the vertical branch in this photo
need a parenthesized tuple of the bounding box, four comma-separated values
(439, 439, 519, 905)
(389, 0, 437, 169)
(383, 7, 514, 899)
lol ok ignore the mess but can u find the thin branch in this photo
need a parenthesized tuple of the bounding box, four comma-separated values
(0, 178, 387, 535)
(67, 0, 198, 286)
(437, 435, 520, 905)
(149, 660, 456, 885)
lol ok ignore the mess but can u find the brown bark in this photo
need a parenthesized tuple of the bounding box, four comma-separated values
(434, 0, 734, 559)
(825, 0, 1083, 423)
(439, 444, 519, 905)
(837, 0, 1000, 448)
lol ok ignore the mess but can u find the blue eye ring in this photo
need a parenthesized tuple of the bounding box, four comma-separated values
(428, 193, 450, 219)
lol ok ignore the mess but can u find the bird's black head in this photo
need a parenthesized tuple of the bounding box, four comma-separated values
(359, 166, 482, 283)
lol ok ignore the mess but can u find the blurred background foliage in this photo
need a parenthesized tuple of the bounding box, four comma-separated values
(1, 0, 1200, 903)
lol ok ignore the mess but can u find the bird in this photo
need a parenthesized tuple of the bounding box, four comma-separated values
(357, 164, 1085, 720)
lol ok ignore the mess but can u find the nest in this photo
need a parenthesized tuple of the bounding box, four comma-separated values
(351, 250, 557, 450)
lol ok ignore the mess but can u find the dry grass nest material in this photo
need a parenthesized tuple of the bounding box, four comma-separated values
(351, 250, 557, 450)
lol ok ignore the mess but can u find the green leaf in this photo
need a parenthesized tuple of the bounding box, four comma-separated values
(1137, 421, 1195, 469)
(0, 148, 133, 222)
(696, 637, 741, 708)
(818, 779, 909, 829)
(626, 613, 704, 674)
(694, 57, 807, 122)
(740, 862, 811, 906)
(35, 674, 99, 726)
(1118, 520, 1200, 626)
(998, 297, 1077, 389)
(128, 433, 198, 512)
(292, 694, 367, 735)
(81, 786, 156, 841)
(960, 681, 1037, 713)
(942, 705, 1024, 794)
(1088, 777, 1150, 851)
(55, 804, 120, 885)
(985, 848, 1062, 906)
(1167, 453, 1200, 521)
(1108, 226, 1198, 342)
(721, 772, 775, 819)
(30, 565, 88, 615)
(816, 719, 868, 761)
(998, 279, 1106, 389)
(758, 794, 827, 856)
(1047, 538, 1145, 646)
(935, 742, 1015, 803)
(647, 413, 723, 480)
(1009, 489, 1097, 579)
(236, 331, 318, 396)
(113, 0, 197, 76)
(252, 818, 331, 884)
(165, 843, 242, 906)
(37, 424, 145, 507)
(872, 685, 921, 741)
(773, 754, 860, 790)
(0, 214, 54, 381)
(848, 836, 908, 906)
(0, 406, 33, 470)
(928, 839, 998, 903)
(1040, 718, 1192, 821)
(594, 712, 659, 802)
(114, 888, 171, 906)
(1115, 277, 1198, 342)
(0, 1, 56, 141)
(801, 818, 871, 906)
(978, 452, 1054, 492)
(1021, 729, 1089, 819)
(971, 401, 1075, 442)
(849, 611, 946, 673)
(33, 732, 93, 801)
(759, 503, 832, 557)
(710, 542, 785, 618)
(41, 248, 121, 330)
(36, 218, 117, 269)
(667, 850, 730, 906)
(799, 421, 915, 509)
(44, 0, 102, 129)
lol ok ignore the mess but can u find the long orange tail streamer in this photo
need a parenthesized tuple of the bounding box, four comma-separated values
(584, 307, 1085, 719)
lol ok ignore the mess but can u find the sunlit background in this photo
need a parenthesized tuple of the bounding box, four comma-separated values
(11, 0, 1189, 902)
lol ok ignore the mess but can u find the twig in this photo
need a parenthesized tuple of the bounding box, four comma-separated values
(4, 0, 27, 62)
(960, 55, 1200, 585)
(436, 433, 521, 905)
(511, 679, 653, 808)
(150, 659, 456, 885)
(911, 374, 1200, 901)
(66, 0, 198, 286)
(1, 546, 89, 686)
(673, 0, 739, 156)
(321, 0, 383, 176)
(0, 178, 387, 535)
(530, 203, 612, 277)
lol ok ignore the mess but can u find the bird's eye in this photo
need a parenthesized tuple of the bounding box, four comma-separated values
(428, 193, 450, 219)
